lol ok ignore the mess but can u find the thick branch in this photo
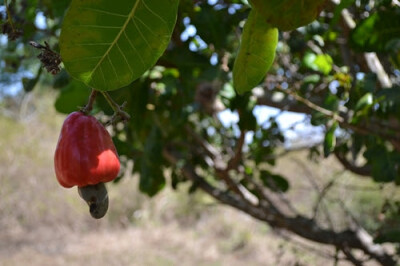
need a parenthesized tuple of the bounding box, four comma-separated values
(163, 146, 396, 266)
(334, 151, 372, 177)
(227, 129, 246, 170)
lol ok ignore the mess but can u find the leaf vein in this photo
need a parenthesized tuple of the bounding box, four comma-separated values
(107, 55, 120, 83)
(116, 42, 134, 75)
(89, 0, 141, 81)
(76, 43, 113, 46)
(123, 31, 146, 68)
(134, 16, 158, 37)
(67, 56, 102, 63)
(81, 7, 129, 18)
(141, 0, 167, 25)
(78, 25, 121, 29)
(99, 65, 107, 87)
(130, 18, 151, 50)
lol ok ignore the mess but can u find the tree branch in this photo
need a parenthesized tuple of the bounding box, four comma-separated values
(227, 129, 246, 170)
(163, 145, 396, 266)
(334, 151, 372, 177)
(185, 125, 249, 200)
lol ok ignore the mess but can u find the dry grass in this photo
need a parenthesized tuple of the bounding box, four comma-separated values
(0, 91, 390, 265)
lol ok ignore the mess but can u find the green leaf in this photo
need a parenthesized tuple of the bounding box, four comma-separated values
(303, 53, 333, 75)
(260, 170, 289, 192)
(354, 92, 373, 112)
(233, 9, 278, 95)
(54, 80, 91, 114)
(139, 126, 166, 197)
(330, 0, 355, 26)
(249, 0, 327, 31)
(351, 9, 400, 52)
(60, 0, 179, 91)
(53, 70, 71, 89)
(323, 94, 340, 112)
(303, 74, 321, 84)
(323, 122, 338, 157)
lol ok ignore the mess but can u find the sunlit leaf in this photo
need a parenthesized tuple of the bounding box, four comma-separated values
(354, 93, 373, 112)
(233, 9, 278, 94)
(60, 0, 179, 91)
(303, 53, 333, 75)
(323, 122, 338, 157)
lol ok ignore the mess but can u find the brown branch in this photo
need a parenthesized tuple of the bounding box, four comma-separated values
(341, 248, 364, 266)
(227, 129, 246, 170)
(81, 89, 97, 115)
(163, 145, 396, 266)
(185, 125, 220, 159)
(334, 151, 372, 177)
(185, 125, 247, 199)
(278, 87, 344, 122)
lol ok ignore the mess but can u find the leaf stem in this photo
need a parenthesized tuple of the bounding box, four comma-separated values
(81, 89, 98, 115)
(101, 91, 130, 123)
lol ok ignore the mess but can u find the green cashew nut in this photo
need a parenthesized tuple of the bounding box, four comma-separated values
(233, 9, 278, 95)
(78, 182, 109, 219)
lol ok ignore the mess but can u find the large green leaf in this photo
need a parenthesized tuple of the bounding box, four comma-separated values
(351, 9, 400, 52)
(60, 0, 179, 91)
(233, 9, 278, 95)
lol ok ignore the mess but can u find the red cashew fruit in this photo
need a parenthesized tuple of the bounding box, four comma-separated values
(54, 111, 120, 219)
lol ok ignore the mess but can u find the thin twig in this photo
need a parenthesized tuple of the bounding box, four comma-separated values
(101, 91, 130, 123)
(313, 175, 340, 218)
(4, 0, 16, 32)
(277, 87, 343, 122)
(279, 87, 400, 143)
